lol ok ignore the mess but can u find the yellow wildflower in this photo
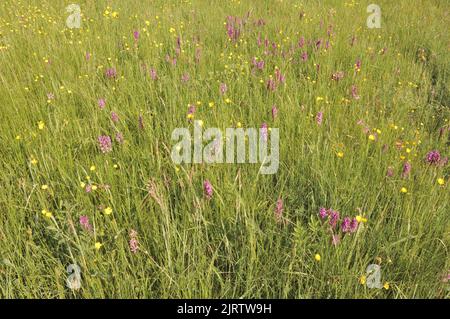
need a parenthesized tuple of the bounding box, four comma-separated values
(359, 275, 367, 285)
(41, 209, 52, 218)
(104, 207, 113, 215)
(356, 215, 368, 223)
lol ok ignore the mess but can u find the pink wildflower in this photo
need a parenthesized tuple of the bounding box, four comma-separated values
(275, 198, 283, 221)
(203, 179, 213, 199)
(98, 98, 106, 109)
(98, 135, 112, 153)
(79, 215, 92, 231)
(129, 229, 139, 253)
(316, 111, 323, 125)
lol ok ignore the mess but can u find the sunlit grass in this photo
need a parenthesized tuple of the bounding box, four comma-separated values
(0, 0, 448, 298)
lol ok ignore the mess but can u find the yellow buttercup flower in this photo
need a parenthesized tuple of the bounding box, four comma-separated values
(383, 282, 390, 290)
(314, 254, 321, 262)
(368, 134, 375, 141)
(104, 207, 113, 215)
(400, 187, 408, 193)
(437, 178, 445, 186)
(38, 121, 45, 130)
(41, 184, 49, 190)
(359, 275, 367, 285)
(90, 165, 96, 171)
(41, 209, 52, 218)
(356, 215, 367, 223)
(95, 242, 103, 250)
(337, 152, 344, 158)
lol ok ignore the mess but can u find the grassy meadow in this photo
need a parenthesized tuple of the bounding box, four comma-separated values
(0, 0, 449, 298)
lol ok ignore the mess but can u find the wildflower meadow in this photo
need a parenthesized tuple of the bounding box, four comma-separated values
(0, 0, 449, 299)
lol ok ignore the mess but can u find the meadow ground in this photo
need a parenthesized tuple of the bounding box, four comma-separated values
(0, 0, 448, 298)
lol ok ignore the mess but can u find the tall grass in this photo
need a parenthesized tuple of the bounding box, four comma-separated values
(0, 0, 448, 298)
